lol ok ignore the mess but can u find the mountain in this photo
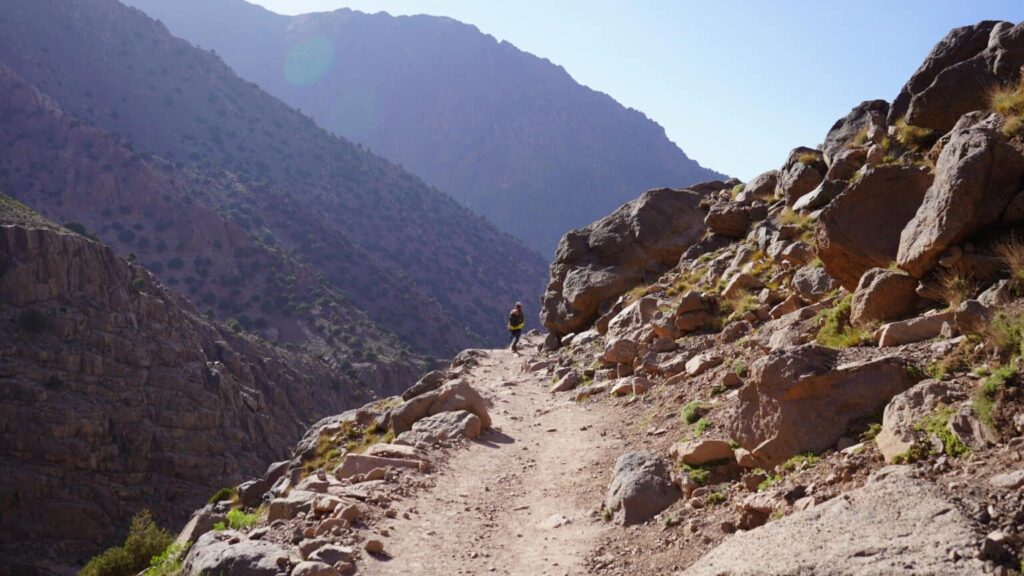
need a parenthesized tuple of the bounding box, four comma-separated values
(0, 193, 376, 572)
(0, 63, 421, 389)
(122, 0, 725, 256)
(0, 0, 548, 357)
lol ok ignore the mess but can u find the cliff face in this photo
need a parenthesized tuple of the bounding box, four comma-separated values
(0, 211, 376, 572)
(122, 0, 724, 256)
(0, 0, 548, 354)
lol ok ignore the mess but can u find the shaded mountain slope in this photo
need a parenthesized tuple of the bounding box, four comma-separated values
(0, 195, 381, 573)
(0, 64, 424, 386)
(123, 0, 725, 256)
(0, 0, 547, 353)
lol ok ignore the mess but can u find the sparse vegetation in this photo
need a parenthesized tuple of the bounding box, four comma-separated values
(795, 151, 820, 165)
(916, 406, 970, 458)
(213, 509, 260, 531)
(995, 237, 1024, 293)
(679, 462, 710, 486)
(705, 490, 728, 506)
(973, 364, 1017, 432)
(145, 542, 189, 576)
(692, 418, 709, 437)
(207, 486, 236, 505)
(990, 77, 1024, 137)
(861, 422, 883, 442)
(937, 268, 976, 308)
(757, 472, 782, 492)
(892, 119, 939, 152)
(80, 510, 173, 576)
(779, 452, 820, 472)
(815, 295, 870, 348)
(681, 401, 708, 424)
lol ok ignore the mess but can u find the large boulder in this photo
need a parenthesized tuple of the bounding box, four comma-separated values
(816, 165, 933, 289)
(889, 21, 1001, 124)
(704, 203, 752, 237)
(877, 310, 955, 347)
(684, 467, 986, 575)
(738, 170, 778, 204)
(821, 100, 888, 165)
(899, 22, 1024, 132)
(731, 345, 916, 467)
(876, 380, 954, 462)
(390, 379, 490, 434)
(541, 188, 706, 336)
(604, 452, 679, 525)
(776, 147, 826, 206)
(897, 123, 1024, 277)
(394, 410, 483, 446)
(182, 530, 291, 576)
(790, 267, 839, 303)
(850, 268, 920, 327)
(606, 296, 658, 341)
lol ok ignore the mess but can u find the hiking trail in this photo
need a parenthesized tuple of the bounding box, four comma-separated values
(361, 341, 627, 576)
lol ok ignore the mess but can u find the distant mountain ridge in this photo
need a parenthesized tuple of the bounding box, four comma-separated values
(123, 0, 725, 256)
(0, 0, 548, 356)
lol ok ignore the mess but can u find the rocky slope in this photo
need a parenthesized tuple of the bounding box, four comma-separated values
(0, 63, 422, 389)
(0, 196, 392, 574)
(121, 0, 724, 256)
(130, 20, 1024, 576)
(0, 0, 548, 354)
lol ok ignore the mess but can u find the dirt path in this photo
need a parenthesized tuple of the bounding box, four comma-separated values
(361, 342, 627, 576)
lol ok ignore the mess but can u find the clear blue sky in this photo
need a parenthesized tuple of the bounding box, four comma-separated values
(250, 1, 1024, 180)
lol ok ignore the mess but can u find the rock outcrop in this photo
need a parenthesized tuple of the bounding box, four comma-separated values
(541, 187, 706, 336)
(816, 165, 933, 289)
(732, 346, 916, 467)
(604, 452, 680, 525)
(898, 122, 1024, 277)
(896, 21, 1024, 132)
(0, 222, 360, 572)
(684, 467, 986, 575)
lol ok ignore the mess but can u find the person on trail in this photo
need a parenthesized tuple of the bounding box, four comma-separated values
(508, 302, 525, 353)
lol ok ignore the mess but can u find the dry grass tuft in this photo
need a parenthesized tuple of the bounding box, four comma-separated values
(990, 78, 1024, 137)
(937, 268, 977, 309)
(893, 119, 939, 152)
(995, 236, 1024, 289)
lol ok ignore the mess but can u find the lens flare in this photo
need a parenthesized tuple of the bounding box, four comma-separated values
(284, 36, 335, 87)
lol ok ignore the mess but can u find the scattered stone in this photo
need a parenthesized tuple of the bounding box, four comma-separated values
(851, 268, 920, 327)
(364, 539, 385, 555)
(876, 379, 952, 463)
(685, 353, 722, 377)
(670, 439, 735, 466)
(605, 452, 680, 525)
(550, 371, 581, 393)
(877, 310, 955, 347)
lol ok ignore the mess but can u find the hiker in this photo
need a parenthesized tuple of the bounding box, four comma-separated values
(508, 302, 525, 353)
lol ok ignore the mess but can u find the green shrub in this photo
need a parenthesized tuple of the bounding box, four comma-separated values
(17, 308, 49, 334)
(80, 510, 172, 576)
(679, 462, 710, 486)
(146, 542, 189, 576)
(706, 490, 728, 506)
(224, 318, 243, 333)
(681, 401, 706, 424)
(780, 452, 820, 472)
(207, 486, 236, 505)
(973, 364, 1017, 432)
(757, 473, 781, 492)
(916, 406, 970, 458)
(131, 277, 147, 293)
(213, 509, 260, 531)
(815, 296, 869, 348)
